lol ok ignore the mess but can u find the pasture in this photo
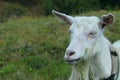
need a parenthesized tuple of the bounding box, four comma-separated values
(0, 10, 120, 80)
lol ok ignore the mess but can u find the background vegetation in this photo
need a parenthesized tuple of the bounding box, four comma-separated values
(1, 0, 120, 16)
(0, 0, 120, 80)
(0, 0, 120, 22)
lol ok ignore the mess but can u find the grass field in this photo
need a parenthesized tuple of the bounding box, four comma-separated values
(0, 10, 120, 80)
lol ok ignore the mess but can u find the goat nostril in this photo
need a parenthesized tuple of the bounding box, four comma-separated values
(70, 51, 75, 56)
(66, 50, 75, 57)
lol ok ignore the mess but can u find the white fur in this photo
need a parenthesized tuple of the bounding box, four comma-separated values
(52, 10, 119, 80)
(113, 41, 120, 80)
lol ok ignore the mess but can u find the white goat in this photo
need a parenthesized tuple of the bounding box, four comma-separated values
(52, 10, 120, 80)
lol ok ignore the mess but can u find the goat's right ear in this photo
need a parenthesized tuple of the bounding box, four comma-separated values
(52, 10, 73, 25)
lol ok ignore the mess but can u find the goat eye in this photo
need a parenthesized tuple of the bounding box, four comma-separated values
(87, 32, 96, 38)
(89, 32, 96, 35)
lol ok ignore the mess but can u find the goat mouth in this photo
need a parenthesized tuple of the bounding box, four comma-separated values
(66, 58, 80, 63)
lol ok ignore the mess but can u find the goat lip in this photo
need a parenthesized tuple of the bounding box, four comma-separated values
(65, 58, 80, 62)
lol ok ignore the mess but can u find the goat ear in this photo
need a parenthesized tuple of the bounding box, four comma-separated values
(100, 13, 115, 28)
(52, 10, 73, 25)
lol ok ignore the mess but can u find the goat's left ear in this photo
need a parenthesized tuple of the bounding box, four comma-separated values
(100, 13, 115, 29)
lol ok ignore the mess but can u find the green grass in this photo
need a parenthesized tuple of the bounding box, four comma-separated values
(0, 16, 70, 80)
(0, 11, 120, 80)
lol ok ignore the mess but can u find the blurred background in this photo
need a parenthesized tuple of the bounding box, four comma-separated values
(0, 0, 120, 20)
(0, 0, 120, 80)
